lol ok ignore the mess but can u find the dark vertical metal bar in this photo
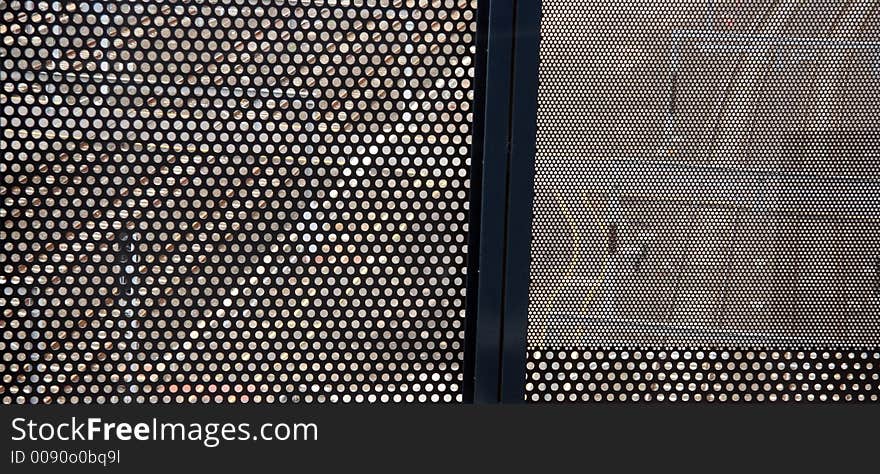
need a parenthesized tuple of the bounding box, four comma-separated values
(463, 0, 518, 403)
(500, 0, 542, 403)
(462, 0, 493, 403)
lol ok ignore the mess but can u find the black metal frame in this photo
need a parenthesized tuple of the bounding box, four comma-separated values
(464, 0, 542, 403)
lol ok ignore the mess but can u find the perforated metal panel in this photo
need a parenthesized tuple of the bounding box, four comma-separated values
(1, 0, 478, 404)
(526, 1, 880, 401)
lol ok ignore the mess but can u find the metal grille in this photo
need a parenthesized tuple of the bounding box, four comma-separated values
(1, 0, 477, 404)
(526, 1, 880, 401)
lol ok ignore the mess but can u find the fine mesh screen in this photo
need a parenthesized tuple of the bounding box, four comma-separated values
(526, 1, 880, 401)
(1, 0, 477, 404)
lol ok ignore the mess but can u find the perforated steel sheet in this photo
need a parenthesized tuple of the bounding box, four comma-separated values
(1, 0, 478, 404)
(526, 0, 880, 402)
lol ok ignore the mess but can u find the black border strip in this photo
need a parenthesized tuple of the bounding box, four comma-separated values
(499, 0, 542, 403)
(462, 0, 492, 404)
(463, 0, 519, 403)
